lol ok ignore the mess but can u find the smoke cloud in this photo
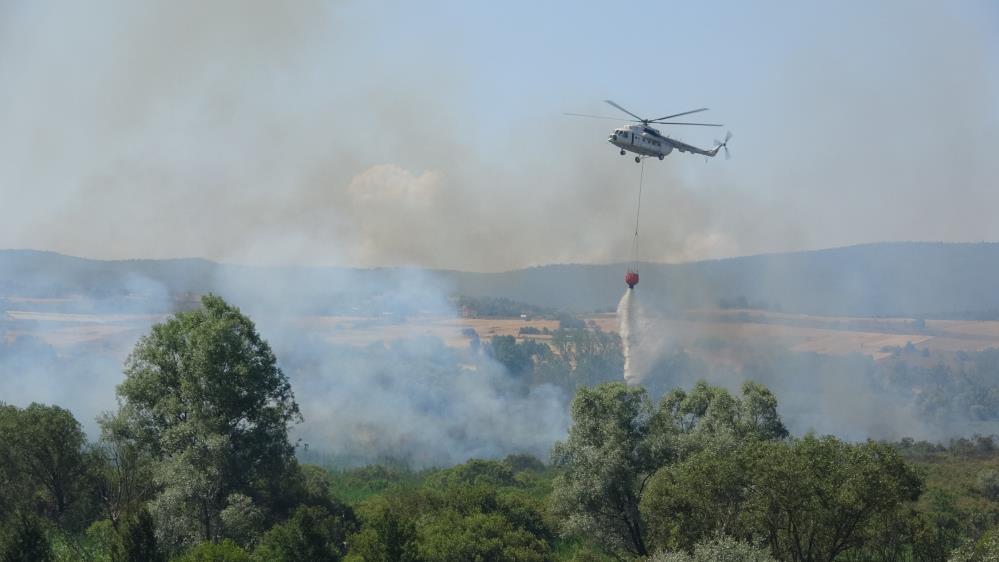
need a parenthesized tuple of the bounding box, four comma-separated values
(0, 264, 572, 467)
(1, 2, 995, 271)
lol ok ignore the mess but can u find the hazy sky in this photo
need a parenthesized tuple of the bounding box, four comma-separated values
(1, 1, 997, 271)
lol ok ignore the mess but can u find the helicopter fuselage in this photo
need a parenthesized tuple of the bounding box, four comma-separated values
(608, 125, 674, 160)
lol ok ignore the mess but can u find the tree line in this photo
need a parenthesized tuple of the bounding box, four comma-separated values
(5, 295, 999, 560)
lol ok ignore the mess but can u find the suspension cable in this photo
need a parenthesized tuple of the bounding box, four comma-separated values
(629, 159, 645, 269)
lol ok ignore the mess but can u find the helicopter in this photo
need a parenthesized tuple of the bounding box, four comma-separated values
(566, 100, 732, 163)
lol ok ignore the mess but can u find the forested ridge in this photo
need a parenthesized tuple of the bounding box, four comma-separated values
(5, 295, 999, 561)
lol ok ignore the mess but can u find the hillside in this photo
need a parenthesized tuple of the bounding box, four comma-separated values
(3, 242, 999, 318)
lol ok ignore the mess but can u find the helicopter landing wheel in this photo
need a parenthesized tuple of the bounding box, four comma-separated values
(658, 154, 664, 161)
(620, 149, 626, 156)
(635, 156, 641, 163)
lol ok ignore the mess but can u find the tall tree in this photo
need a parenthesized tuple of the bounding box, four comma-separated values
(550, 383, 656, 557)
(102, 294, 302, 550)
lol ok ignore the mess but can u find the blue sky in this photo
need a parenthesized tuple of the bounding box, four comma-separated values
(0, 1, 997, 269)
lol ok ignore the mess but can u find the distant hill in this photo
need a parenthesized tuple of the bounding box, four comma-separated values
(3, 242, 999, 318)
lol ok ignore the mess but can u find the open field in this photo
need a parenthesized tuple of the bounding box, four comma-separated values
(8, 306, 999, 362)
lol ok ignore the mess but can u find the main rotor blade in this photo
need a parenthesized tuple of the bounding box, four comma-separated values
(563, 112, 640, 122)
(604, 100, 645, 121)
(649, 121, 724, 127)
(651, 108, 709, 121)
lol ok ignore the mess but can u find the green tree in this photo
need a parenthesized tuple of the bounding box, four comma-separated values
(549, 328, 622, 387)
(1, 403, 96, 528)
(641, 441, 752, 552)
(253, 505, 355, 562)
(550, 383, 656, 557)
(101, 295, 302, 550)
(219, 494, 265, 547)
(0, 405, 23, 523)
(653, 381, 788, 452)
(650, 534, 775, 562)
(347, 491, 421, 562)
(347, 457, 553, 562)
(118, 508, 163, 562)
(488, 336, 550, 378)
(94, 416, 156, 530)
(415, 510, 551, 562)
(175, 540, 250, 562)
(551, 381, 787, 558)
(0, 513, 53, 562)
(745, 435, 923, 562)
(911, 489, 966, 562)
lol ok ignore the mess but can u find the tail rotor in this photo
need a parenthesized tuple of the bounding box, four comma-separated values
(714, 131, 733, 160)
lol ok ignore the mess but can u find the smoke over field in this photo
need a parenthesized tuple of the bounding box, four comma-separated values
(0, 264, 574, 467)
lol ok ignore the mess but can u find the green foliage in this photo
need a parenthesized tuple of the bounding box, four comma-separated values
(550, 383, 655, 556)
(653, 380, 788, 450)
(346, 457, 555, 562)
(219, 494, 265, 547)
(980, 469, 999, 502)
(102, 295, 302, 549)
(650, 534, 775, 562)
(551, 381, 788, 558)
(488, 335, 552, 377)
(884, 349, 999, 423)
(911, 488, 967, 561)
(0, 513, 53, 562)
(0, 403, 97, 529)
(479, 325, 626, 392)
(641, 441, 751, 552)
(119, 508, 163, 562)
(415, 510, 551, 562)
(347, 490, 422, 562)
(174, 540, 250, 562)
(252, 505, 355, 562)
(547, 328, 622, 388)
(427, 459, 518, 489)
(327, 464, 421, 505)
(0, 404, 22, 523)
(745, 435, 923, 561)
(949, 528, 999, 562)
(49, 520, 117, 562)
(93, 415, 156, 529)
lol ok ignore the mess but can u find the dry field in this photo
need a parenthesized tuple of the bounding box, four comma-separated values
(6, 307, 999, 362)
